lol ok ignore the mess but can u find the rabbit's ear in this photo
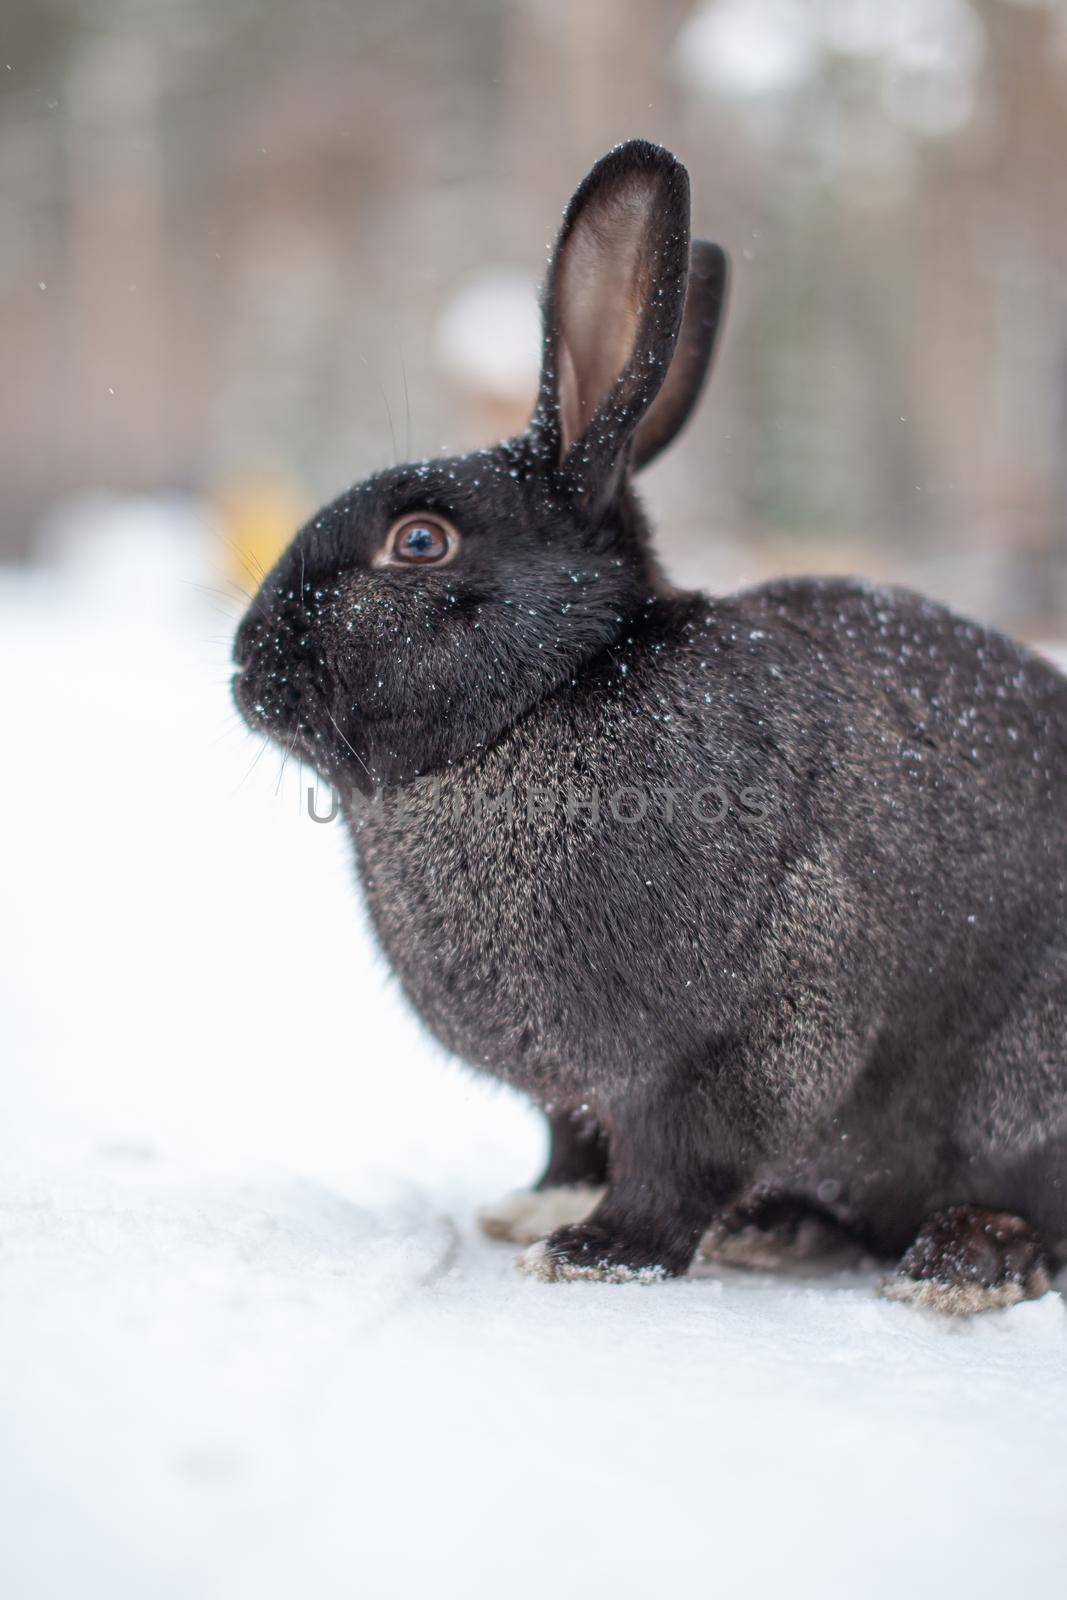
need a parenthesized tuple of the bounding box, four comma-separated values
(532, 140, 694, 507)
(631, 240, 728, 473)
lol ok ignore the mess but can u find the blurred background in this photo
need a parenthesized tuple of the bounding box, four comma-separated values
(6, 0, 1067, 632)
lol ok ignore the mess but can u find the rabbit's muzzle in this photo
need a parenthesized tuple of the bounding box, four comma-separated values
(232, 592, 323, 744)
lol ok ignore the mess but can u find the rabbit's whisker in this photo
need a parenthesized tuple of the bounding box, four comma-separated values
(326, 709, 372, 782)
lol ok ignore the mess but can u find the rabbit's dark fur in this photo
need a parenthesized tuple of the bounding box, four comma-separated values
(235, 142, 1067, 1307)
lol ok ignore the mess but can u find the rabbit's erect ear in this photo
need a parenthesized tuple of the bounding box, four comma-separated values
(532, 141, 700, 507)
(631, 240, 728, 473)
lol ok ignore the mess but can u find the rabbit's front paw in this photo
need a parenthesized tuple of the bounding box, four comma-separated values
(516, 1223, 674, 1284)
(879, 1206, 1052, 1315)
(477, 1184, 604, 1245)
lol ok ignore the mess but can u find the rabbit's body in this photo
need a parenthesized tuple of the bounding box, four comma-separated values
(355, 571, 1067, 1261)
(235, 142, 1065, 1308)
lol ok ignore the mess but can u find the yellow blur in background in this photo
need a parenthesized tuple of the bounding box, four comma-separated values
(214, 478, 309, 592)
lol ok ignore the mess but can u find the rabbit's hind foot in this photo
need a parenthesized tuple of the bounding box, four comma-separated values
(879, 1206, 1052, 1315)
(695, 1195, 865, 1273)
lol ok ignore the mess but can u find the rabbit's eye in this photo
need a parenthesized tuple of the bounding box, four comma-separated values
(378, 514, 458, 568)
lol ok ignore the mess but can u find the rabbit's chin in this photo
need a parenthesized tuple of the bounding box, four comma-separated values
(231, 669, 376, 792)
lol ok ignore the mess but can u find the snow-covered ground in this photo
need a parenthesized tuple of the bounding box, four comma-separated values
(3, 507, 1066, 1599)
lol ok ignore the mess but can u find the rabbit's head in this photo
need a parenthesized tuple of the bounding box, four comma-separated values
(233, 141, 728, 790)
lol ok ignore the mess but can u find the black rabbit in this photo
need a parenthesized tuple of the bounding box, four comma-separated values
(234, 141, 1067, 1313)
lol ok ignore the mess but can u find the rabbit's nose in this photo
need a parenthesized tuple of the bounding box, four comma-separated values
(233, 610, 257, 669)
(231, 585, 322, 730)
(234, 587, 313, 667)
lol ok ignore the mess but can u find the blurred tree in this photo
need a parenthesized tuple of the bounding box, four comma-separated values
(4, 0, 1067, 631)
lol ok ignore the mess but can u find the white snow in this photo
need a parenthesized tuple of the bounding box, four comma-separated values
(3, 511, 1066, 1599)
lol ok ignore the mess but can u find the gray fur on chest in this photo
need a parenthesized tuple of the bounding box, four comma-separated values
(350, 703, 770, 1096)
